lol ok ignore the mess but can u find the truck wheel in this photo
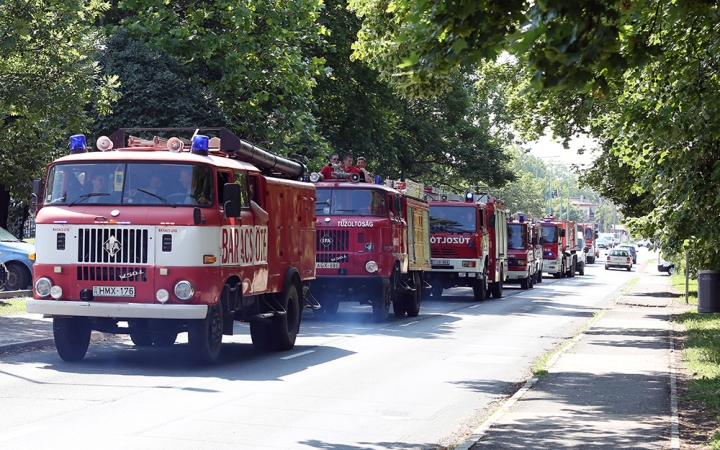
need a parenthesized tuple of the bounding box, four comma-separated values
(472, 276, 487, 301)
(578, 261, 585, 276)
(53, 317, 91, 362)
(528, 272, 534, 288)
(431, 282, 443, 298)
(188, 303, 223, 365)
(374, 271, 396, 321)
(554, 262, 564, 278)
(269, 282, 302, 351)
(393, 299, 406, 317)
(536, 270, 543, 283)
(5, 263, 30, 291)
(490, 272, 503, 298)
(570, 259, 576, 277)
(250, 321, 274, 351)
(151, 333, 178, 347)
(130, 334, 153, 347)
(520, 277, 529, 289)
(404, 273, 422, 317)
(588, 256, 595, 264)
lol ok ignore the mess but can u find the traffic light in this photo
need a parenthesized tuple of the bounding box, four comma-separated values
(551, 189, 558, 198)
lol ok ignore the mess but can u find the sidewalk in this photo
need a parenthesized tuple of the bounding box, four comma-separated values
(461, 263, 680, 449)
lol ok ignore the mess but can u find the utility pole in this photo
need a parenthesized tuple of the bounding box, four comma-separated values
(567, 172, 571, 221)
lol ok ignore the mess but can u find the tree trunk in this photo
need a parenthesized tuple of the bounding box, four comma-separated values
(0, 185, 9, 230)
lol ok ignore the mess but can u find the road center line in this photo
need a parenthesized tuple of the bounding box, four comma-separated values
(400, 321, 419, 327)
(281, 350, 315, 360)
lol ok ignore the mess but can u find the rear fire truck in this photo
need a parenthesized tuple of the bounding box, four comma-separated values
(507, 215, 541, 289)
(425, 190, 508, 301)
(540, 216, 579, 278)
(27, 128, 316, 365)
(311, 178, 430, 321)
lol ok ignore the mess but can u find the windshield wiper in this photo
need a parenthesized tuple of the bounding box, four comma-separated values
(69, 193, 110, 206)
(135, 189, 175, 207)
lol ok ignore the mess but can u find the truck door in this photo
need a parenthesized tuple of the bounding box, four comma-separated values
(248, 175, 268, 293)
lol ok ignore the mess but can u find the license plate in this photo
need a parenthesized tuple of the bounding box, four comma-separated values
(93, 286, 135, 297)
(431, 259, 450, 265)
(316, 262, 340, 269)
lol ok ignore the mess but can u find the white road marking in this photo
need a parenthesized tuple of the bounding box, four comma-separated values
(281, 350, 315, 360)
(400, 321, 419, 327)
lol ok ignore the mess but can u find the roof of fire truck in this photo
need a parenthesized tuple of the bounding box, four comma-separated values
(313, 178, 426, 201)
(59, 128, 312, 179)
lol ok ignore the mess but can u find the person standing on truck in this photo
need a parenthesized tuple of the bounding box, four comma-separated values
(356, 156, 373, 183)
(319, 153, 339, 181)
(340, 154, 363, 181)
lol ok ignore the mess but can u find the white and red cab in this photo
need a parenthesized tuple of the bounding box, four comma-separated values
(507, 215, 541, 289)
(425, 189, 508, 301)
(540, 216, 580, 278)
(27, 128, 317, 364)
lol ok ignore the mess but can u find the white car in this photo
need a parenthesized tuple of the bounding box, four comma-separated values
(605, 249, 632, 271)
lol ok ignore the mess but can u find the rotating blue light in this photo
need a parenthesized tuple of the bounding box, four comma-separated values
(191, 135, 209, 156)
(465, 192, 474, 202)
(69, 134, 88, 154)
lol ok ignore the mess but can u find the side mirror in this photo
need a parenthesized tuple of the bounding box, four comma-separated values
(560, 229, 566, 237)
(223, 183, 241, 218)
(594, 231, 599, 239)
(489, 214, 496, 228)
(395, 197, 403, 215)
(531, 236, 538, 246)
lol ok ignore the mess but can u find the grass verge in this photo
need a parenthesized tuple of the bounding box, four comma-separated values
(0, 299, 26, 315)
(672, 270, 720, 446)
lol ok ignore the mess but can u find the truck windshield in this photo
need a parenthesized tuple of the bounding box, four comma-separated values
(508, 224, 527, 249)
(315, 188, 387, 216)
(540, 224, 558, 244)
(585, 228, 594, 240)
(429, 206, 476, 233)
(43, 162, 213, 206)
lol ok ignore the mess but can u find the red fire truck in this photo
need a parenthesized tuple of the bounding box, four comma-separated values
(540, 216, 579, 278)
(507, 215, 542, 289)
(425, 190, 508, 301)
(582, 223, 599, 264)
(311, 178, 430, 321)
(27, 128, 317, 365)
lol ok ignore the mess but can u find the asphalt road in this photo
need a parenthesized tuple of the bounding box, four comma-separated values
(0, 249, 645, 450)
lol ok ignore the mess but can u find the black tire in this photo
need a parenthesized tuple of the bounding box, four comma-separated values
(490, 271, 503, 298)
(188, 303, 223, 365)
(520, 277, 529, 289)
(393, 299, 406, 317)
(53, 317, 91, 362)
(605, 264, 609, 270)
(536, 270, 543, 283)
(528, 272, 534, 289)
(151, 333, 178, 347)
(627, 265, 632, 272)
(5, 262, 30, 291)
(269, 282, 302, 351)
(473, 276, 486, 301)
(404, 273, 421, 317)
(568, 259, 576, 278)
(250, 321, 274, 351)
(431, 282, 443, 298)
(588, 256, 596, 264)
(578, 261, 585, 276)
(374, 271, 396, 321)
(130, 334, 153, 347)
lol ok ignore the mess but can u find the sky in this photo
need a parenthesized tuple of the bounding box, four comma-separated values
(528, 134, 600, 169)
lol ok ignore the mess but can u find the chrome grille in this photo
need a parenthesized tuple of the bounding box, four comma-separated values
(77, 266, 148, 282)
(431, 248, 459, 258)
(317, 229, 349, 252)
(77, 228, 149, 264)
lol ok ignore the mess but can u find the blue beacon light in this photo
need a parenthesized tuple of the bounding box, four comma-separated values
(69, 134, 88, 154)
(465, 192, 474, 202)
(191, 135, 210, 156)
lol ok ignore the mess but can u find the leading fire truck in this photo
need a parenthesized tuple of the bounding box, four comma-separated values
(582, 223, 598, 264)
(425, 189, 508, 301)
(540, 216, 579, 278)
(27, 128, 317, 365)
(311, 177, 431, 321)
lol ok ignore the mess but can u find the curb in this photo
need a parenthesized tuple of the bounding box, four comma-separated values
(0, 290, 31, 300)
(0, 331, 110, 355)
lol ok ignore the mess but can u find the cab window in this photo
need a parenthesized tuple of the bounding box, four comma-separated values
(233, 171, 250, 208)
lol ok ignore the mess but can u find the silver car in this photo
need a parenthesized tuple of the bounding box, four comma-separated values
(605, 249, 632, 271)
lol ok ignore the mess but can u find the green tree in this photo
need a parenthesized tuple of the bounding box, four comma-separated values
(112, 0, 329, 158)
(492, 172, 546, 218)
(0, 0, 118, 227)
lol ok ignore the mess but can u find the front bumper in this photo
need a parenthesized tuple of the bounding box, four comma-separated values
(26, 299, 208, 319)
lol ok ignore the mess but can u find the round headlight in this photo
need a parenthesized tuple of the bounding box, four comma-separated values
(174, 281, 195, 301)
(156, 289, 169, 304)
(365, 261, 379, 273)
(50, 285, 63, 300)
(35, 277, 52, 297)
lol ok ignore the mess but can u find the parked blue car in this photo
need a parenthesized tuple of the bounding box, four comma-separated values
(619, 245, 637, 264)
(0, 227, 34, 291)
